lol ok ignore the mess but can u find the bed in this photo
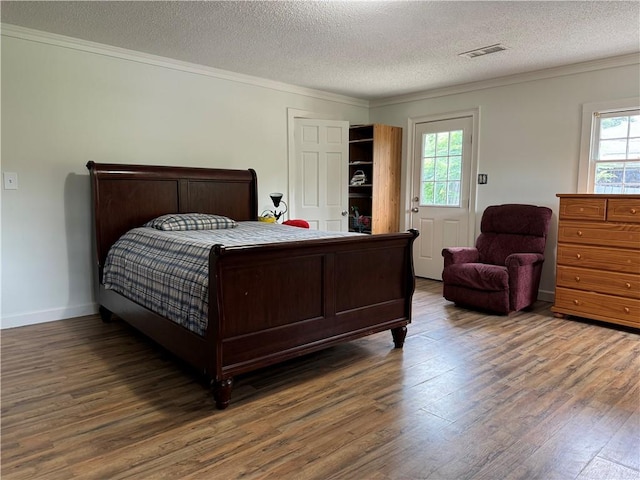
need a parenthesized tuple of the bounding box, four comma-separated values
(87, 162, 419, 409)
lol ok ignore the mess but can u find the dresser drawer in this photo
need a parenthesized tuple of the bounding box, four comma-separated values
(608, 198, 640, 224)
(558, 220, 640, 249)
(556, 265, 640, 299)
(553, 287, 640, 328)
(559, 198, 606, 221)
(557, 244, 640, 274)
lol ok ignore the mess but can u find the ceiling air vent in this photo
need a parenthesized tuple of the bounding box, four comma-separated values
(459, 44, 508, 59)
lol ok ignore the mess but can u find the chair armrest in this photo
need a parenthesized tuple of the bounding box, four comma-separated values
(505, 253, 544, 268)
(442, 247, 479, 267)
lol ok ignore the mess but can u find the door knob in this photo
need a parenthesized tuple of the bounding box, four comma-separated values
(411, 207, 419, 213)
(341, 210, 348, 216)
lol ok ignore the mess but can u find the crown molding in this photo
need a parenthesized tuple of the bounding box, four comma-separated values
(1, 23, 370, 108)
(4, 23, 637, 111)
(371, 52, 640, 108)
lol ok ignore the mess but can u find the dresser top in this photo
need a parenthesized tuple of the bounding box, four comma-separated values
(557, 193, 640, 199)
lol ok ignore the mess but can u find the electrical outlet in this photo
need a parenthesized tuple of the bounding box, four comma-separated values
(477, 173, 488, 185)
(3, 172, 18, 190)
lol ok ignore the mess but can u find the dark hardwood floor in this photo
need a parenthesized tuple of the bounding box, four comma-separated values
(2, 279, 638, 479)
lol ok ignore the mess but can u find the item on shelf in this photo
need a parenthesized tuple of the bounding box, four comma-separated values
(350, 170, 367, 186)
(351, 206, 371, 233)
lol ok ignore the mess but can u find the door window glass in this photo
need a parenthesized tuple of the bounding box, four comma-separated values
(420, 130, 463, 206)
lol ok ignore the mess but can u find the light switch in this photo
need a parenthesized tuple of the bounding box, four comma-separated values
(3, 172, 18, 190)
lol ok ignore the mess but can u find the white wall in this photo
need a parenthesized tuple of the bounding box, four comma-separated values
(0, 31, 368, 328)
(370, 61, 640, 299)
(3, 27, 638, 327)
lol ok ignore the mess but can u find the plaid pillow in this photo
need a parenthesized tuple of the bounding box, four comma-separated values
(145, 213, 237, 231)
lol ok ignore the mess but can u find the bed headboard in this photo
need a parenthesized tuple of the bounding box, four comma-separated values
(87, 162, 258, 268)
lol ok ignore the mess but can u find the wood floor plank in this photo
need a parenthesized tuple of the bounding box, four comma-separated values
(2, 278, 638, 479)
(575, 456, 640, 480)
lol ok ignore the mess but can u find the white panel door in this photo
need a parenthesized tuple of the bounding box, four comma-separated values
(410, 116, 473, 279)
(292, 118, 349, 231)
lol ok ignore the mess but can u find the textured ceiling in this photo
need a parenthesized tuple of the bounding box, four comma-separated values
(2, 1, 639, 100)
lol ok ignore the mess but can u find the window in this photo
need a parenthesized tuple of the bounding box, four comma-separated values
(578, 99, 640, 193)
(592, 110, 640, 193)
(420, 129, 463, 206)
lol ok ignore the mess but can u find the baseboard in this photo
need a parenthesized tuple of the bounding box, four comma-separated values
(0, 289, 556, 329)
(538, 289, 555, 303)
(1, 303, 99, 329)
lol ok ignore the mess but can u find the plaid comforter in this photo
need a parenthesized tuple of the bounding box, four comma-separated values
(103, 222, 360, 336)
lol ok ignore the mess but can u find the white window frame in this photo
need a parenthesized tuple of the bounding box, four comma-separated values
(578, 97, 640, 193)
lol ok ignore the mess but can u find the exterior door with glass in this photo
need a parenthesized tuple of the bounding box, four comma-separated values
(410, 116, 473, 280)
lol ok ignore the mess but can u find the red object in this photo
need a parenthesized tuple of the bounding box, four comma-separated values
(283, 219, 310, 228)
(442, 204, 552, 314)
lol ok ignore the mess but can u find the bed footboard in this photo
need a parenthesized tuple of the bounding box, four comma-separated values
(207, 230, 418, 409)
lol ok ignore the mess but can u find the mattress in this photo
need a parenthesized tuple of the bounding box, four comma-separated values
(103, 222, 360, 335)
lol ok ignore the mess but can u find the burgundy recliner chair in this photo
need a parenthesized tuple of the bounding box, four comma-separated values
(441, 204, 552, 315)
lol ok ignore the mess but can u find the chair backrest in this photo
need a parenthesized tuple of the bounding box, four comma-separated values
(476, 204, 552, 265)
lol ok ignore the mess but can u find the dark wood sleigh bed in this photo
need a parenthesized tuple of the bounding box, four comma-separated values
(87, 162, 418, 409)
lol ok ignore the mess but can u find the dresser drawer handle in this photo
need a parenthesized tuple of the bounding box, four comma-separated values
(626, 282, 632, 289)
(624, 307, 630, 314)
(631, 208, 637, 215)
(576, 253, 582, 260)
(575, 276, 580, 282)
(577, 230, 583, 237)
(573, 299, 580, 306)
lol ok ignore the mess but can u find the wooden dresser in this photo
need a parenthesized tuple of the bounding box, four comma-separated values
(552, 194, 640, 329)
